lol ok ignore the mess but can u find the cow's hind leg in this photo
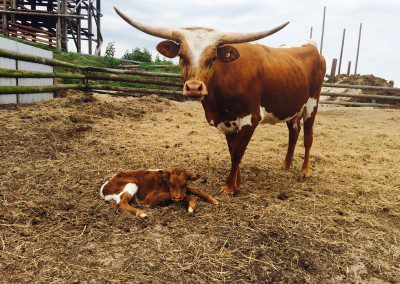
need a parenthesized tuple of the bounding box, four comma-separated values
(281, 120, 301, 170)
(300, 109, 317, 179)
(117, 192, 148, 218)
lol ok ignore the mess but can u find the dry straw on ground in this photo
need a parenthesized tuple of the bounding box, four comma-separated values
(0, 92, 399, 283)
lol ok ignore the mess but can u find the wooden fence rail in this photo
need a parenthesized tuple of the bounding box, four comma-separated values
(0, 48, 399, 107)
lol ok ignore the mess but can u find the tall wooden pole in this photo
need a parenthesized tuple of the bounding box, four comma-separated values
(329, 58, 338, 83)
(2, 0, 8, 36)
(76, 0, 81, 53)
(61, 0, 68, 51)
(310, 27, 313, 39)
(96, 0, 101, 55)
(354, 23, 362, 74)
(56, 0, 62, 50)
(88, 1, 93, 55)
(338, 28, 346, 75)
(319, 6, 326, 54)
(347, 61, 352, 76)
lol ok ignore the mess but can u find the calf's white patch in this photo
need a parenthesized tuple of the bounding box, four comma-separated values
(101, 183, 138, 204)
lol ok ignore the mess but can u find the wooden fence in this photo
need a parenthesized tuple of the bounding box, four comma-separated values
(0, 47, 399, 107)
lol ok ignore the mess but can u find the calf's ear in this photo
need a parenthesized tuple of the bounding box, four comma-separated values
(161, 168, 172, 181)
(156, 40, 180, 58)
(187, 172, 201, 181)
(217, 45, 240, 63)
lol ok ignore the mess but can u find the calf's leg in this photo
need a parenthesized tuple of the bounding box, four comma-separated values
(184, 195, 198, 213)
(187, 185, 218, 204)
(116, 192, 147, 218)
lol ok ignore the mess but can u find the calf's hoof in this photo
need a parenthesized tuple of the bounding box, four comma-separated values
(188, 206, 194, 214)
(136, 210, 148, 218)
(210, 197, 219, 205)
(220, 185, 238, 196)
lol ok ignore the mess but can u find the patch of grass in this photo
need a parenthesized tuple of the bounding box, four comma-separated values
(1, 35, 182, 89)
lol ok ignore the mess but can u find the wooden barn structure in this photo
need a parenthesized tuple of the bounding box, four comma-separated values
(0, 0, 102, 55)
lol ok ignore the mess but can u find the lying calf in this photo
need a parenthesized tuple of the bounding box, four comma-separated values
(100, 169, 218, 218)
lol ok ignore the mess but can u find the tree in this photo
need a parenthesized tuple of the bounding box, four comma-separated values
(105, 42, 115, 58)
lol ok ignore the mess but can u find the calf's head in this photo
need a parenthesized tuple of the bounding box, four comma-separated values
(114, 8, 289, 101)
(159, 169, 200, 202)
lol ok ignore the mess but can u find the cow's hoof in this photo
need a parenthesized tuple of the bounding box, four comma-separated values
(280, 162, 291, 170)
(299, 168, 311, 181)
(188, 206, 194, 214)
(220, 185, 238, 196)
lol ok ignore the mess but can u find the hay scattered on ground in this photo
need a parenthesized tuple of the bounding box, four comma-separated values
(0, 93, 399, 283)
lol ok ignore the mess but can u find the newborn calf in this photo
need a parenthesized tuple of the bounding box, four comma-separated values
(100, 169, 218, 218)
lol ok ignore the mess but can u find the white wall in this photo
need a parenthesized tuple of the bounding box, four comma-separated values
(0, 37, 54, 104)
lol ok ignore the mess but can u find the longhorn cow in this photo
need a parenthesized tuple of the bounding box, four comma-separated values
(115, 8, 326, 196)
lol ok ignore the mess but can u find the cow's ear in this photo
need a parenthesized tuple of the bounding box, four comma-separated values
(157, 40, 180, 58)
(217, 45, 240, 63)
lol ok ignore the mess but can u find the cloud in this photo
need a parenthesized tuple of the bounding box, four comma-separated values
(87, 0, 400, 84)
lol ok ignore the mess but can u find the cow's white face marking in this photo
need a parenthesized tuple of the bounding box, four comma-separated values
(180, 29, 222, 68)
(280, 39, 317, 49)
(101, 182, 138, 204)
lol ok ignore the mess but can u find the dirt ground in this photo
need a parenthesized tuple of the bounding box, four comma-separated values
(0, 93, 399, 283)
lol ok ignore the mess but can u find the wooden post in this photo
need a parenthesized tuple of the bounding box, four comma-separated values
(319, 6, 326, 54)
(61, 0, 68, 51)
(338, 28, 346, 75)
(309, 27, 313, 39)
(347, 61, 352, 76)
(329, 59, 338, 83)
(2, 0, 8, 36)
(354, 23, 362, 74)
(95, 0, 101, 55)
(56, 0, 62, 50)
(88, 1, 93, 55)
(76, 0, 82, 53)
(10, 0, 16, 37)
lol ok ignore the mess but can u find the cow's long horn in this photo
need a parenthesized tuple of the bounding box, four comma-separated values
(114, 7, 179, 41)
(220, 22, 290, 44)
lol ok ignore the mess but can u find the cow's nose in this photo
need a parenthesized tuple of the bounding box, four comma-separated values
(183, 80, 207, 100)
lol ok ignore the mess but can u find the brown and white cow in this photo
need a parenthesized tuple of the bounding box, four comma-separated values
(115, 8, 326, 196)
(100, 169, 218, 217)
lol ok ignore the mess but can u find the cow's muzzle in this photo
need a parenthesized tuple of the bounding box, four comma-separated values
(183, 80, 207, 101)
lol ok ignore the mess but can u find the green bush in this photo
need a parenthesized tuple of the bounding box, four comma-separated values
(122, 48, 152, 62)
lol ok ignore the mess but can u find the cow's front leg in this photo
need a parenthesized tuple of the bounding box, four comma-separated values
(221, 122, 258, 196)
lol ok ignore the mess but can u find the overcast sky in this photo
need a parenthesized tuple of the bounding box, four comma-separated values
(88, 0, 400, 85)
